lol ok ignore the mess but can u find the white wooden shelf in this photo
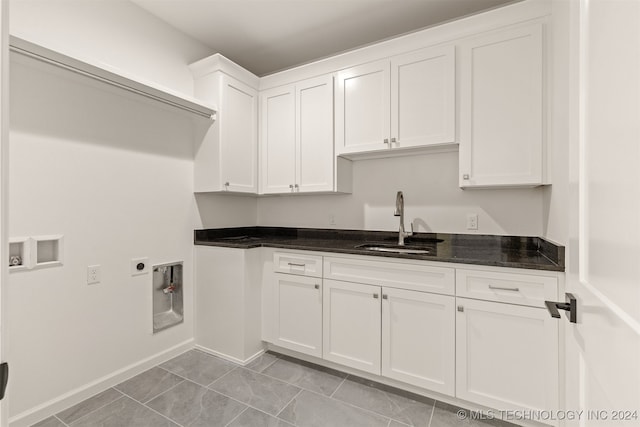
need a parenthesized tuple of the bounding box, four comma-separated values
(9, 36, 217, 120)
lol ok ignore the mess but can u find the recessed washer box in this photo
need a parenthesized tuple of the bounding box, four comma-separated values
(131, 257, 150, 276)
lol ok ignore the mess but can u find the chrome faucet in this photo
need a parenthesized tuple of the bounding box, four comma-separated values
(393, 191, 413, 245)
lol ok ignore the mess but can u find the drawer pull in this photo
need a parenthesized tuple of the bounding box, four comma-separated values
(488, 285, 520, 292)
(287, 263, 306, 267)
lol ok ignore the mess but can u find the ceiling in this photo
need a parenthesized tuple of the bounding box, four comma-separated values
(131, 0, 518, 77)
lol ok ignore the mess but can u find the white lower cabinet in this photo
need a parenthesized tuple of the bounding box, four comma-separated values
(322, 278, 455, 396)
(455, 297, 559, 415)
(322, 279, 381, 374)
(273, 273, 323, 357)
(261, 252, 561, 420)
(382, 287, 455, 395)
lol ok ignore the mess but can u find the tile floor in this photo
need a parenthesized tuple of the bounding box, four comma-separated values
(32, 349, 518, 427)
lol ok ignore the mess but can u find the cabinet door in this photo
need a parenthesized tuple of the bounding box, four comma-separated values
(459, 24, 544, 188)
(456, 298, 558, 413)
(335, 60, 390, 155)
(220, 75, 258, 192)
(296, 75, 335, 192)
(260, 85, 296, 194)
(323, 279, 381, 374)
(381, 288, 455, 396)
(273, 273, 322, 357)
(391, 46, 455, 149)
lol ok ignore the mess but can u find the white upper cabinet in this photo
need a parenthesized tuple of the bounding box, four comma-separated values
(260, 75, 350, 194)
(260, 84, 296, 194)
(391, 46, 456, 149)
(191, 55, 259, 194)
(459, 23, 545, 188)
(335, 46, 455, 157)
(335, 60, 391, 155)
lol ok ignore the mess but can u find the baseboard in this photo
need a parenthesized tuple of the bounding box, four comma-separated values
(9, 339, 195, 427)
(195, 344, 265, 366)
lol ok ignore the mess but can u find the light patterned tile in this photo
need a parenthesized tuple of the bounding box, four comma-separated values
(115, 367, 183, 403)
(31, 417, 65, 427)
(245, 352, 279, 373)
(70, 396, 178, 427)
(262, 356, 346, 396)
(56, 388, 123, 424)
(278, 390, 389, 427)
(209, 367, 301, 415)
(147, 380, 246, 426)
(160, 349, 236, 386)
(332, 376, 433, 426)
(228, 407, 294, 427)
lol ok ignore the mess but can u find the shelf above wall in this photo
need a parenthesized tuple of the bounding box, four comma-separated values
(9, 36, 217, 120)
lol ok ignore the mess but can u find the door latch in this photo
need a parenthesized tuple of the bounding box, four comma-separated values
(545, 293, 577, 323)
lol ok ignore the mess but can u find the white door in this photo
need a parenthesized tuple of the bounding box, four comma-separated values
(260, 84, 296, 194)
(381, 288, 455, 396)
(220, 75, 258, 193)
(0, 1, 7, 424)
(390, 45, 455, 149)
(322, 279, 381, 374)
(296, 75, 334, 193)
(564, 1, 640, 425)
(273, 273, 322, 357)
(455, 298, 558, 415)
(335, 60, 390, 155)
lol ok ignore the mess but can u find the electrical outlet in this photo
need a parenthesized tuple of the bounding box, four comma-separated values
(466, 213, 478, 230)
(131, 257, 149, 276)
(87, 265, 101, 285)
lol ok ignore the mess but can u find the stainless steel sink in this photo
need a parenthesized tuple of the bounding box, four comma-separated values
(355, 243, 431, 255)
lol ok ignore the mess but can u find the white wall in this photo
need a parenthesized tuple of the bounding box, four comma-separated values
(7, 50, 201, 421)
(9, 0, 213, 97)
(258, 151, 545, 236)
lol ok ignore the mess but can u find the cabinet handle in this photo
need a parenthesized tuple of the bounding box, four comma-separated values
(373, 293, 379, 299)
(289, 184, 294, 189)
(224, 181, 230, 186)
(462, 174, 470, 180)
(382, 294, 388, 300)
(383, 138, 389, 144)
(287, 262, 306, 267)
(314, 284, 320, 289)
(391, 137, 397, 144)
(488, 285, 520, 292)
(457, 305, 464, 312)
(294, 184, 299, 190)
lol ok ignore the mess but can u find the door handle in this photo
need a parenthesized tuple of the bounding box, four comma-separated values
(545, 293, 577, 323)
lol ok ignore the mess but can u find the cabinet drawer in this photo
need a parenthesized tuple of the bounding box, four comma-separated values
(273, 252, 322, 277)
(324, 256, 454, 295)
(456, 269, 558, 308)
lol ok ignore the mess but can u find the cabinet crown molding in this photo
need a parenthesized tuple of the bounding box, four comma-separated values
(189, 53, 260, 89)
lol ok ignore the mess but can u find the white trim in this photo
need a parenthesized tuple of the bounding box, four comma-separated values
(195, 344, 265, 366)
(8, 339, 194, 427)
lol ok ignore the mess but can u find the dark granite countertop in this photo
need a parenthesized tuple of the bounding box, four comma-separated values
(194, 227, 565, 272)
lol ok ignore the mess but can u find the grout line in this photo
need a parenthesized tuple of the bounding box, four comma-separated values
(223, 406, 249, 427)
(113, 385, 187, 427)
(329, 376, 347, 398)
(256, 354, 280, 373)
(275, 388, 303, 418)
(56, 388, 125, 426)
(53, 414, 70, 427)
(65, 395, 126, 426)
(205, 366, 239, 388)
(427, 400, 435, 427)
